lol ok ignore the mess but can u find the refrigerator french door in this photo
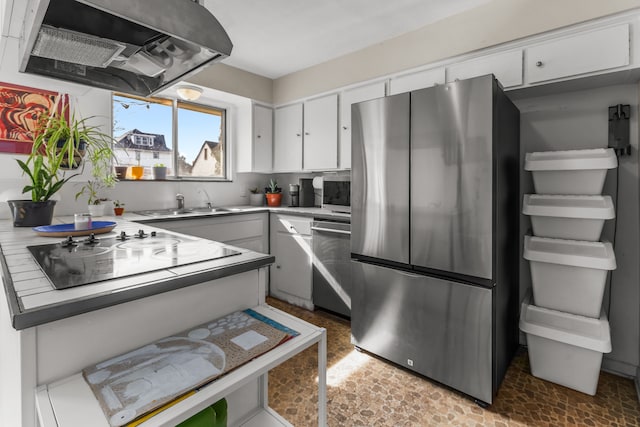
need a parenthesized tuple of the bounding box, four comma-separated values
(351, 74, 520, 405)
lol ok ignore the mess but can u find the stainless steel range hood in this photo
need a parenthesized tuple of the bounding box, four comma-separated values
(19, 0, 233, 96)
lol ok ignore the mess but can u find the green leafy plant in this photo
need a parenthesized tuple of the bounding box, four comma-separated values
(249, 187, 260, 194)
(154, 163, 166, 168)
(266, 179, 281, 194)
(75, 145, 117, 205)
(18, 96, 114, 202)
(113, 200, 125, 207)
(16, 154, 77, 202)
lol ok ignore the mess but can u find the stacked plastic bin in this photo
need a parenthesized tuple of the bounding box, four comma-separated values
(520, 148, 617, 395)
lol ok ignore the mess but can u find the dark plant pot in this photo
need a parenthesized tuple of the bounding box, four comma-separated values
(153, 167, 167, 180)
(265, 193, 282, 207)
(114, 166, 128, 180)
(57, 140, 86, 170)
(7, 200, 57, 227)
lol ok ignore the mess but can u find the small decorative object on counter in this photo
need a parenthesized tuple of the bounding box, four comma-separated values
(131, 165, 144, 180)
(114, 165, 128, 179)
(113, 200, 125, 216)
(249, 187, 264, 206)
(74, 213, 92, 230)
(152, 163, 167, 180)
(265, 179, 282, 207)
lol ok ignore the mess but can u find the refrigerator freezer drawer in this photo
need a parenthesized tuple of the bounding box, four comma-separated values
(351, 261, 494, 403)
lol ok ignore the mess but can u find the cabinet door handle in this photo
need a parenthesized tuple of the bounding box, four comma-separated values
(305, 132, 309, 135)
(257, 135, 261, 138)
(536, 61, 543, 67)
(276, 265, 281, 269)
(342, 126, 348, 130)
(296, 133, 301, 137)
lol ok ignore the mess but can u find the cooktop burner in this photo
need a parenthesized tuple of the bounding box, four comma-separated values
(27, 231, 241, 290)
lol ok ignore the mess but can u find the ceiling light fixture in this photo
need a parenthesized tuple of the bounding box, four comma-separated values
(176, 85, 203, 101)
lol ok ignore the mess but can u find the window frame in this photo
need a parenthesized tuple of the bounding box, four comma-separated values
(112, 93, 231, 181)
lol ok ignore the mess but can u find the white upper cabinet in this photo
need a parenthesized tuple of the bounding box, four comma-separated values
(526, 24, 630, 84)
(446, 50, 523, 88)
(273, 103, 303, 172)
(303, 94, 338, 171)
(339, 81, 386, 169)
(389, 67, 445, 95)
(252, 104, 273, 172)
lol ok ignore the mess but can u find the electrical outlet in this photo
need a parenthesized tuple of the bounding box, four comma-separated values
(407, 359, 414, 367)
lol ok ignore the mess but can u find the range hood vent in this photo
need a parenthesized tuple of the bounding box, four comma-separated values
(19, 0, 233, 97)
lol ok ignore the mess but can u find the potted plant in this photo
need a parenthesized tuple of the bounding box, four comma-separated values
(9, 96, 113, 226)
(249, 187, 264, 206)
(152, 163, 167, 180)
(131, 160, 144, 180)
(265, 179, 282, 207)
(114, 165, 128, 180)
(75, 138, 117, 216)
(113, 200, 125, 216)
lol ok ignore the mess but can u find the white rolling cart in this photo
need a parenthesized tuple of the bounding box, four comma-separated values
(35, 304, 327, 427)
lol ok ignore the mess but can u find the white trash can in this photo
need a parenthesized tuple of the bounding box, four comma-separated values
(523, 194, 614, 241)
(524, 236, 616, 318)
(519, 295, 611, 395)
(524, 148, 617, 195)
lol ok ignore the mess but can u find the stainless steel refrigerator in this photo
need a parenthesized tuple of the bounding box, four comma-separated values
(350, 74, 520, 405)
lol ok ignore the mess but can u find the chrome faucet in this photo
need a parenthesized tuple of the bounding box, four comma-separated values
(198, 188, 213, 209)
(176, 193, 185, 210)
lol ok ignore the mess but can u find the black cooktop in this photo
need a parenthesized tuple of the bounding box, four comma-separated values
(27, 230, 241, 290)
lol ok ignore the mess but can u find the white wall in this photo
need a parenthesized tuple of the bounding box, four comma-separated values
(514, 84, 640, 376)
(0, 37, 266, 218)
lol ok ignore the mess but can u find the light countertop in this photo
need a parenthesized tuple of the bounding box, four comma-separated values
(0, 216, 274, 330)
(1, 206, 349, 330)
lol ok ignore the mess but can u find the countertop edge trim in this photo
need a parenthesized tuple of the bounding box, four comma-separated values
(0, 245, 22, 330)
(10, 255, 275, 330)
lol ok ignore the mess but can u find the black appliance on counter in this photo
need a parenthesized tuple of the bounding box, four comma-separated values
(289, 184, 300, 207)
(28, 230, 241, 289)
(351, 74, 520, 405)
(299, 178, 315, 207)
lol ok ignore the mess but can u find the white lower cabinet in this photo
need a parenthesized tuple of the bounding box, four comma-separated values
(146, 213, 269, 254)
(269, 214, 313, 310)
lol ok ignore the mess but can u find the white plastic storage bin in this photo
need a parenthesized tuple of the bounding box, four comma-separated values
(523, 236, 616, 317)
(524, 148, 617, 195)
(519, 296, 611, 395)
(523, 194, 614, 241)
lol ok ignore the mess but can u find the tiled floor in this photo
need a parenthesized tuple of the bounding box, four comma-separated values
(267, 297, 640, 426)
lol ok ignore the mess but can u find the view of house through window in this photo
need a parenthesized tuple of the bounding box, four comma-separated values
(112, 93, 226, 179)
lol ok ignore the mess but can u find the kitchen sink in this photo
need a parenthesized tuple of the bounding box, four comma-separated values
(136, 207, 241, 217)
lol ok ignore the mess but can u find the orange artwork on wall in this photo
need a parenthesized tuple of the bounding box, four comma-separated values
(0, 82, 60, 154)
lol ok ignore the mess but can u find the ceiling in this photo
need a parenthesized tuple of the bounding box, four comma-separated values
(202, 0, 491, 79)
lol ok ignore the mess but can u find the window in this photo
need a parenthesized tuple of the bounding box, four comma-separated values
(112, 93, 227, 179)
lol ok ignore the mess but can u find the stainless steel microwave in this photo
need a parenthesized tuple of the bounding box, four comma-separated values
(322, 179, 350, 213)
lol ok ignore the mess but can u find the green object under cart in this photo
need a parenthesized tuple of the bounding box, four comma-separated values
(177, 398, 227, 427)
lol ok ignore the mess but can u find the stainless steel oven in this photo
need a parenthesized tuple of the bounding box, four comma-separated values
(311, 219, 351, 317)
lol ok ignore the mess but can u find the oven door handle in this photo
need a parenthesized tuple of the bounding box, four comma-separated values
(311, 226, 351, 236)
